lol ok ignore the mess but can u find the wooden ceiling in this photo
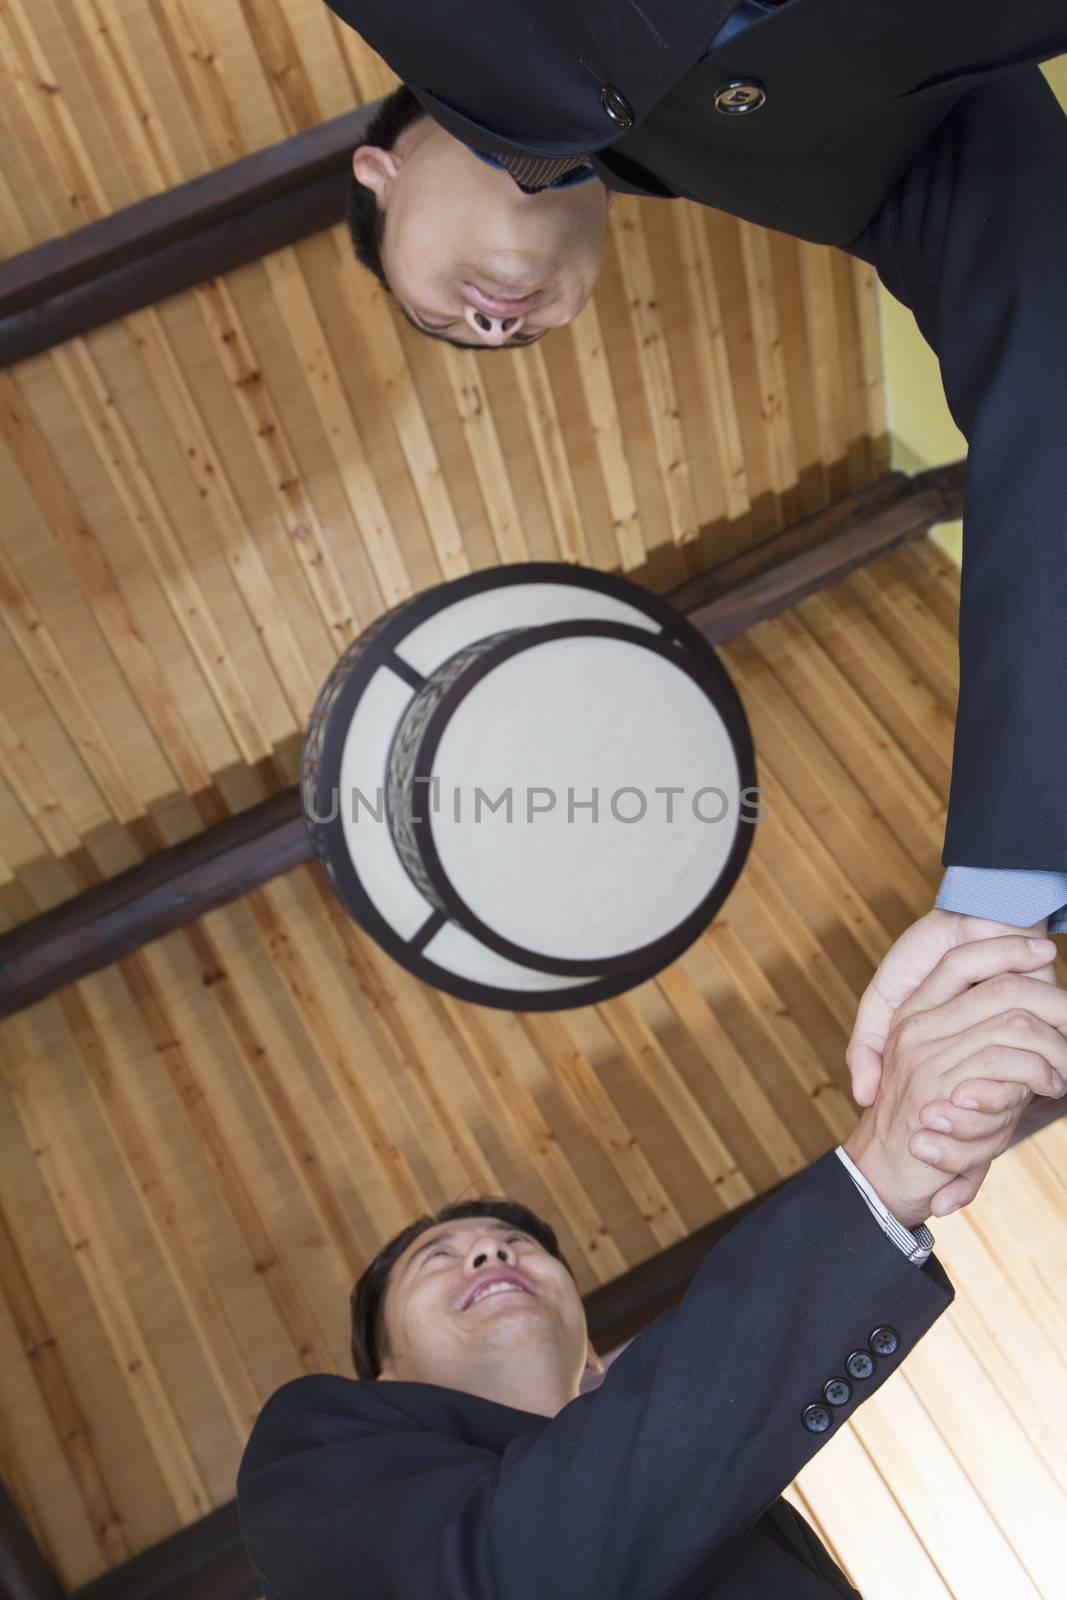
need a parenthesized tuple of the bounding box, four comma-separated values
(2, 5, 1064, 1598)
(0, 0, 397, 235)
(0, 0, 887, 938)
(0, 203, 885, 930)
(0, 535, 983, 1590)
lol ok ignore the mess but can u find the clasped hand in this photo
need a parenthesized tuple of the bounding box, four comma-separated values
(843, 934, 1066, 1227)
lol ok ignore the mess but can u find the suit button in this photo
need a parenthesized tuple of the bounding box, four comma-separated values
(802, 1403, 832, 1434)
(714, 79, 767, 115)
(599, 86, 634, 128)
(846, 1349, 875, 1381)
(823, 1378, 852, 1407)
(870, 1325, 900, 1357)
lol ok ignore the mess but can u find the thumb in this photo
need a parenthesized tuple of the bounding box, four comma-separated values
(846, 978, 895, 1107)
(844, 909, 1036, 1108)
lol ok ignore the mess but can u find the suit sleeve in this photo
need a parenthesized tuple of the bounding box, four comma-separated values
(236, 1150, 952, 1600)
(841, 68, 1067, 871)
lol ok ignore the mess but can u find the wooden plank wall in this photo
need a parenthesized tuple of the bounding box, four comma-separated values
(1, 540, 1065, 1596)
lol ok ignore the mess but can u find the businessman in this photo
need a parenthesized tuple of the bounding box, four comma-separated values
(329, 0, 1067, 1119)
(237, 933, 1067, 1598)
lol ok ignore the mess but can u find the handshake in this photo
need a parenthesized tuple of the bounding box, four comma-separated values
(843, 919, 1065, 1229)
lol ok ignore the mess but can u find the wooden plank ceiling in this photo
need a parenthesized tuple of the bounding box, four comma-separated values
(0, 0, 887, 938)
(11, 536, 1067, 1600)
(1, 5, 1064, 1600)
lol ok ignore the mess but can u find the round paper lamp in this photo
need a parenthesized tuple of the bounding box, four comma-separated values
(302, 563, 756, 1010)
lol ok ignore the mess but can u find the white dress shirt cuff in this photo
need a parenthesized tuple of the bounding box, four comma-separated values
(834, 1145, 934, 1265)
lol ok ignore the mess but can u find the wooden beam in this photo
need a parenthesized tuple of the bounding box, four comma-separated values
(0, 464, 966, 1022)
(0, 103, 382, 369)
(0, 790, 307, 1020)
(0, 1482, 62, 1600)
(668, 459, 967, 641)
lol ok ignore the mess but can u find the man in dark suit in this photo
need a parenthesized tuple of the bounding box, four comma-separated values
(236, 934, 1067, 1597)
(326, 1, 1067, 1149)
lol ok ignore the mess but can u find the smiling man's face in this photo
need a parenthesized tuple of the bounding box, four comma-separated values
(353, 117, 614, 349)
(376, 1215, 603, 1414)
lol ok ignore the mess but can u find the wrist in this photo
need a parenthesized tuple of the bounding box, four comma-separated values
(843, 1115, 932, 1230)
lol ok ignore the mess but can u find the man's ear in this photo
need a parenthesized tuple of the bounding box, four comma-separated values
(584, 1340, 606, 1379)
(604, 186, 619, 211)
(353, 144, 401, 201)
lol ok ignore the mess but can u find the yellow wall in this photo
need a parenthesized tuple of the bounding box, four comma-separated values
(880, 54, 1067, 565)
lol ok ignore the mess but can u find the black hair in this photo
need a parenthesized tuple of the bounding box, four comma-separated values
(350, 1194, 576, 1379)
(346, 85, 547, 351)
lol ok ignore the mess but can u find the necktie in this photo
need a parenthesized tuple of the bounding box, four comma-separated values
(498, 152, 592, 193)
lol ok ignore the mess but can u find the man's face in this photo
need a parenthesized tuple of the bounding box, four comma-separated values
(353, 118, 613, 348)
(375, 1215, 601, 1410)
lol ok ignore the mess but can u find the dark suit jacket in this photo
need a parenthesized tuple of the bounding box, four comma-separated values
(324, 0, 1067, 872)
(237, 1151, 954, 1598)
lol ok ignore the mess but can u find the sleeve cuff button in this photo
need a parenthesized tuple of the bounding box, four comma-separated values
(823, 1378, 852, 1406)
(846, 1349, 875, 1380)
(802, 1403, 832, 1434)
(870, 1326, 900, 1357)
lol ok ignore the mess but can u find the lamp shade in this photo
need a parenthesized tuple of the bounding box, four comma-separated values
(302, 563, 756, 1011)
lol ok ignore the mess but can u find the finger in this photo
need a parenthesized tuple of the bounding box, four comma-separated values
(948, 1078, 1032, 1114)
(917, 1098, 1015, 1143)
(847, 973, 900, 1107)
(939, 1027, 1067, 1096)
(909, 1125, 1014, 1174)
(952, 914, 1052, 944)
(846, 911, 969, 1105)
(928, 1161, 990, 1218)
(846, 1036, 884, 1108)
(905, 1024, 1067, 1093)
(896, 936, 1056, 1023)
(923, 973, 1067, 1051)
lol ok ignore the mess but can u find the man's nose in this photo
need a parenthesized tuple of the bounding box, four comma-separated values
(461, 305, 524, 344)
